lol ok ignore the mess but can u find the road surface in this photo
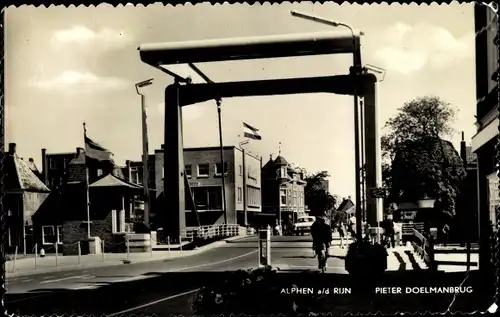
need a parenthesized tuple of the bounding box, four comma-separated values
(5, 235, 345, 315)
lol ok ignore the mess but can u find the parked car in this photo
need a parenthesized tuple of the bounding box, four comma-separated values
(293, 216, 316, 235)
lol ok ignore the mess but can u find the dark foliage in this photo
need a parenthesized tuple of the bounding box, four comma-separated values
(304, 171, 337, 217)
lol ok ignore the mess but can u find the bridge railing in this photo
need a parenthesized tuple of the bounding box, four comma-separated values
(183, 224, 240, 241)
(401, 222, 424, 237)
(411, 228, 436, 270)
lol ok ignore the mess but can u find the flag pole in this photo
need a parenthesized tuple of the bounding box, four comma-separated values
(216, 98, 228, 225)
(83, 122, 91, 240)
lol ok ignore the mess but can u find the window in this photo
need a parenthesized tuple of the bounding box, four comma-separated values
(215, 162, 228, 176)
(237, 187, 242, 202)
(97, 169, 103, 177)
(130, 167, 143, 185)
(185, 164, 192, 178)
(192, 186, 223, 210)
(247, 186, 261, 207)
(197, 164, 210, 177)
(239, 165, 243, 176)
(57, 225, 63, 244)
(280, 189, 287, 205)
(42, 226, 58, 245)
(7, 228, 11, 246)
(51, 177, 60, 189)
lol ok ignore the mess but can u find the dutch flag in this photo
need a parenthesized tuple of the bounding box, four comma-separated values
(243, 122, 262, 140)
(85, 136, 114, 163)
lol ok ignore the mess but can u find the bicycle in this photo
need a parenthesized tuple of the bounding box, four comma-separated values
(313, 243, 329, 273)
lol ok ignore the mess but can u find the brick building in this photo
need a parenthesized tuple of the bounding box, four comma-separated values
(154, 145, 262, 227)
(261, 154, 307, 225)
(472, 3, 498, 277)
(33, 147, 142, 255)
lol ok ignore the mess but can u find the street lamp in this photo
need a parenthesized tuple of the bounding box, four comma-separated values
(239, 139, 250, 227)
(135, 78, 154, 230)
(290, 10, 364, 241)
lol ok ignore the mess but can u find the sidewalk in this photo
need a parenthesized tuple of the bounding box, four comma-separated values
(328, 244, 428, 271)
(6, 235, 245, 278)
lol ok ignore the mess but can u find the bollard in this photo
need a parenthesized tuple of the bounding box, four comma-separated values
(34, 243, 38, 270)
(167, 236, 171, 252)
(150, 236, 153, 257)
(179, 236, 183, 253)
(258, 227, 271, 267)
(77, 241, 81, 264)
(102, 240, 105, 262)
(55, 243, 59, 267)
(126, 235, 130, 262)
(11, 246, 18, 273)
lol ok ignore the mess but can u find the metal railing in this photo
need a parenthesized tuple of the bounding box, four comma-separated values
(154, 224, 240, 245)
(183, 224, 240, 240)
(401, 222, 424, 236)
(411, 228, 436, 270)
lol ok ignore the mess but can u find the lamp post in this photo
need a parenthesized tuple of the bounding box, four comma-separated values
(290, 10, 364, 241)
(135, 78, 154, 230)
(239, 139, 250, 226)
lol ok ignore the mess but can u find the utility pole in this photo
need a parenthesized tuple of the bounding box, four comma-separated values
(135, 78, 154, 230)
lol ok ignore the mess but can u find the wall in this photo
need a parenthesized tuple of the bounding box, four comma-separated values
(234, 147, 262, 213)
(22, 192, 50, 226)
(155, 147, 239, 225)
(62, 211, 126, 255)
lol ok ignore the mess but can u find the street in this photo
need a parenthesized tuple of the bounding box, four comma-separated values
(5, 235, 345, 315)
(4, 234, 491, 315)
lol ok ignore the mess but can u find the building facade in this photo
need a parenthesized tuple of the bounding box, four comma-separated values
(3, 143, 51, 254)
(124, 155, 156, 191)
(41, 149, 75, 191)
(154, 145, 262, 227)
(472, 3, 498, 277)
(261, 154, 307, 225)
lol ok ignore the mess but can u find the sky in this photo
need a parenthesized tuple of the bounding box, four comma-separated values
(5, 2, 476, 199)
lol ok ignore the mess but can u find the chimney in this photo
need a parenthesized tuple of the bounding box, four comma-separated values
(347, 195, 352, 201)
(29, 158, 34, 163)
(76, 147, 85, 155)
(269, 154, 273, 160)
(126, 160, 132, 182)
(41, 148, 48, 185)
(460, 131, 467, 164)
(8, 143, 16, 154)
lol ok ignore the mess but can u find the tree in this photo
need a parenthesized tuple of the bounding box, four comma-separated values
(381, 96, 466, 224)
(304, 171, 337, 217)
(381, 96, 457, 161)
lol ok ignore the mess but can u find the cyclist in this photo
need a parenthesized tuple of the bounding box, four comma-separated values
(311, 216, 333, 270)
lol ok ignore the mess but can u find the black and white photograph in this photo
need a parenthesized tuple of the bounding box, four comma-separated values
(1, 1, 498, 315)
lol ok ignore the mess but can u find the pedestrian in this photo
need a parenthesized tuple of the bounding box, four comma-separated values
(441, 224, 450, 246)
(382, 214, 396, 248)
(337, 221, 346, 249)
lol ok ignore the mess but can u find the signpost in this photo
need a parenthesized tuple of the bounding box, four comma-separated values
(259, 226, 271, 267)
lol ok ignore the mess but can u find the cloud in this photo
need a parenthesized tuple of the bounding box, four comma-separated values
(156, 102, 205, 120)
(50, 25, 132, 49)
(373, 23, 474, 74)
(30, 71, 128, 93)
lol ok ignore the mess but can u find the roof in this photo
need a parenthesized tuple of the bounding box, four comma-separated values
(337, 198, 355, 212)
(90, 174, 143, 189)
(5, 154, 51, 192)
(262, 158, 275, 170)
(273, 155, 289, 166)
